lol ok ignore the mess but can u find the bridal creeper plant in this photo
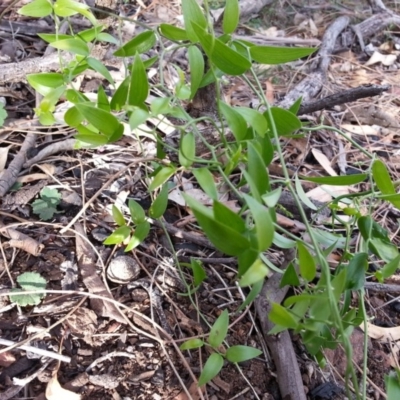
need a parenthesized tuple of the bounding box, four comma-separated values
(17, 0, 400, 397)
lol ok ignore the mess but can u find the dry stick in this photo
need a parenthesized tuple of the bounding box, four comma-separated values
(298, 84, 390, 115)
(254, 249, 307, 400)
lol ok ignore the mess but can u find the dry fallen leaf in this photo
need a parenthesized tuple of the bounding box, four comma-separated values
(46, 374, 81, 400)
(361, 322, 400, 341)
(365, 51, 397, 66)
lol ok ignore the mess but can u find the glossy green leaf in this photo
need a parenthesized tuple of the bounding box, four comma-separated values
(239, 258, 269, 287)
(181, 0, 207, 43)
(385, 372, 400, 400)
(209, 309, 229, 348)
(247, 142, 269, 199)
(213, 201, 246, 233)
(295, 174, 317, 211)
(129, 54, 149, 106)
(128, 199, 146, 224)
(183, 195, 251, 256)
(219, 101, 247, 142)
(238, 248, 259, 277)
(50, 38, 89, 56)
(280, 262, 300, 287)
(180, 339, 204, 350)
(250, 45, 316, 64)
(76, 25, 104, 42)
(223, 0, 239, 34)
(331, 268, 347, 302)
(376, 254, 400, 283)
(262, 188, 282, 208)
(38, 34, 71, 43)
(27, 73, 65, 96)
(226, 345, 262, 363)
(114, 31, 156, 56)
(188, 45, 204, 99)
(244, 194, 273, 251)
(78, 104, 121, 137)
(87, 57, 114, 84)
(237, 280, 263, 312)
(159, 24, 188, 41)
(268, 303, 298, 330)
(297, 241, 316, 282)
(373, 159, 400, 209)
(150, 97, 171, 115)
(111, 77, 129, 110)
(193, 168, 218, 200)
(75, 132, 109, 146)
(97, 86, 110, 112)
(192, 22, 251, 75)
(179, 131, 195, 168)
(129, 107, 149, 130)
(265, 107, 302, 136)
(289, 96, 302, 115)
(149, 166, 176, 191)
(273, 232, 297, 249)
(345, 253, 368, 290)
(19, 0, 52, 17)
(112, 205, 126, 226)
(189, 258, 206, 287)
(149, 183, 169, 219)
(97, 32, 119, 45)
(198, 353, 224, 387)
(103, 226, 131, 245)
(125, 221, 150, 251)
(301, 174, 367, 185)
(53, 0, 89, 16)
(235, 107, 268, 137)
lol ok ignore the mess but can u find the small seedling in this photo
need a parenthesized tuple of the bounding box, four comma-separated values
(32, 187, 61, 220)
(0, 101, 7, 127)
(9, 272, 47, 306)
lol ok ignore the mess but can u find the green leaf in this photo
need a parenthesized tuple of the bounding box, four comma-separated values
(78, 104, 121, 137)
(181, 0, 208, 43)
(150, 97, 171, 115)
(226, 345, 262, 363)
(295, 174, 317, 211)
(27, 73, 65, 96)
(193, 168, 218, 200)
(32, 187, 61, 220)
(53, 0, 89, 16)
(262, 188, 282, 208)
(87, 57, 114, 84)
(128, 199, 146, 224)
(129, 106, 149, 130)
(223, 0, 239, 34)
(247, 142, 269, 199)
(111, 77, 129, 111)
(280, 262, 300, 287)
(112, 205, 126, 226)
(198, 353, 224, 386)
(268, 303, 298, 330)
(297, 241, 316, 282)
(149, 184, 169, 219)
(239, 258, 269, 287)
(373, 159, 400, 209)
(192, 23, 251, 75)
(149, 166, 176, 191)
(346, 253, 368, 290)
(103, 226, 131, 245)
(114, 31, 156, 57)
(188, 258, 206, 287)
(0, 103, 7, 126)
(289, 97, 302, 115)
(219, 102, 247, 142)
(50, 38, 89, 56)
(159, 24, 188, 41)
(250, 45, 316, 64)
(77, 25, 104, 42)
(9, 272, 47, 306)
(385, 372, 400, 400)
(179, 131, 196, 167)
(213, 201, 246, 233)
(19, 0, 52, 17)
(183, 195, 251, 256)
(237, 280, 263, 311)
(97, 86, 110, 112)
(188, 45, 204, 99)
(125, 221, 150, 251)
(75, 132, 109, 146)
(265, 107, 302, 136)
(235, 107, 268, 137)
(128, 54, 149, 106)
(209, 309, 229, 348)
(301, 174, 367, 185)
(244, 194, 273, 252)
(376, 254, 400, 283)
(38, 33, 71, 43)
(180, 339, 204, 350)
(331, 268, 347, 302)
